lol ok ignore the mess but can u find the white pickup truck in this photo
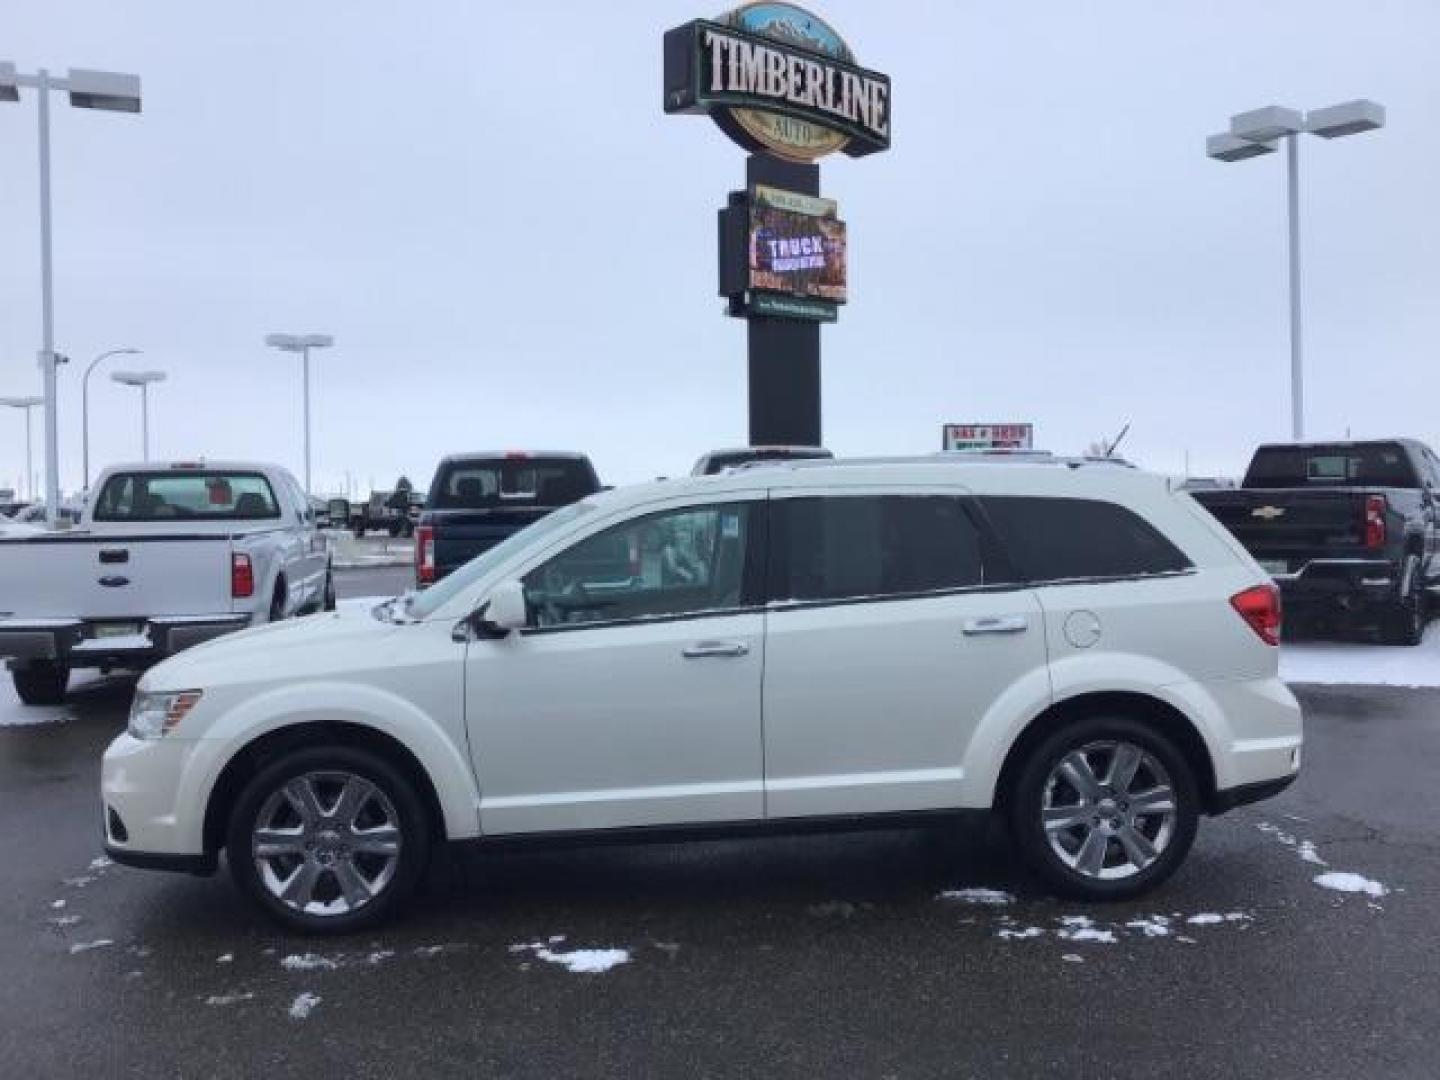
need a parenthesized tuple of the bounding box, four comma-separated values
(0, 461, 333, 705)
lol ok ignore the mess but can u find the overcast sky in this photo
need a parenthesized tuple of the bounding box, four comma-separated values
(3, 0, 1437, 497)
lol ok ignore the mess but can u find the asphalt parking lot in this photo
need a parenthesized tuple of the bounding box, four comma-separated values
(2, 568, 1437, 1078)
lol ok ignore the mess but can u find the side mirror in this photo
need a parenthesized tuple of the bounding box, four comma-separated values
(483, 580, 529, 633)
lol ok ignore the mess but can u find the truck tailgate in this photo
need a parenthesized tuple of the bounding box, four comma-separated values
(1193, 489, 1366, 559)
(0, 534, 235, 620)
(432, 508, 553, 576)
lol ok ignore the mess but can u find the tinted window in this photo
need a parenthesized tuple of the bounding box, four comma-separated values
(430, 458, 597, 509)
(771, 496, 984, 602)
(1243, 443, 1419, 488)
(524, 503, 753, 628)
(980, 497, 1190, 581)
(93, 471, 280, 521)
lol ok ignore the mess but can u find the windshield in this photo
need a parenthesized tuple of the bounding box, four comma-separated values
(429, 457, 597, 509)
(404, 499, 597, 619)
(93, 471, 281, 521)
(1244, 443, 1418, 489)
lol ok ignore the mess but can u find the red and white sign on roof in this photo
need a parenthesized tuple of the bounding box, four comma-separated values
(942, 423, 1034, 452)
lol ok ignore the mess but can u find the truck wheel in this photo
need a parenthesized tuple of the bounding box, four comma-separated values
(12, 661, 70, 706)
(1006, 714, 1199, 901)
(322, 571, 337, 612)
(226, 745, 431, 933)
(1382, 574, 1426, 646)
(269, 582, 287, 623)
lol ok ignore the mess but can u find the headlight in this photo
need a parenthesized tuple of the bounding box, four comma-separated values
(128, 690, 203, 739)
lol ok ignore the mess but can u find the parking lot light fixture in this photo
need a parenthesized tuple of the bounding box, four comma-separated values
(1, 62, 143, 525)
(0, 395, 45, 500)
(110, 370, 166, 462)
(82, 347, 140, 491)
(264, 333, 334, 497)
(1208, 98, 1386, 441)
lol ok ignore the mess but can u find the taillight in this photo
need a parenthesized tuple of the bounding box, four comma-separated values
(231, 552, 254, 598)
(1364, 494, 1387, 550)
(416, 525, 435, 585)
(1231, 583, 1282, 646)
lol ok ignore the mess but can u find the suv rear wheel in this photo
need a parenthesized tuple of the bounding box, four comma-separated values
(226, 745, 431, 933)
(12, 660, 69, 706)
(1007, 715, 1199, 900)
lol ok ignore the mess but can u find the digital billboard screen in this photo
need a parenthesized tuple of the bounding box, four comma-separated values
(748, 184, 847, 305)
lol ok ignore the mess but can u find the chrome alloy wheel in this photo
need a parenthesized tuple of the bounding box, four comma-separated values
(1041, 740, 1177, 880)
(252, 771, 402, 916)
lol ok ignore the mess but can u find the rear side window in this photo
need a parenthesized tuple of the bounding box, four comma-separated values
(93, 471, 280, 521)
(430, 458, 597, 510)
(770, 495, 985, 602)
(1243, 443, 1418, 488)
(980, 497, 1190, 582)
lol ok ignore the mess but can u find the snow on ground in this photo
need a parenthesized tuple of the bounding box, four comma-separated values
(937, 888, 1014, 905)
(511, 938, 632, 974)
(1280, 624, 1440, 687)
(1314, 872, 1390, 897)
(288, 992, 322, 1019)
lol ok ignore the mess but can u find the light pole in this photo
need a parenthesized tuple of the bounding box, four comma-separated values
(1, 63, 142, 524)
(1, 396, 45, 501)
(82, 347, 140, 490)
(264, 333, 334, 497)
(110, 371, 166, 461)
(1207, 100, 1385, 441)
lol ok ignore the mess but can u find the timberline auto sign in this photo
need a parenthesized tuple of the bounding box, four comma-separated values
(664, 4, 891, 162)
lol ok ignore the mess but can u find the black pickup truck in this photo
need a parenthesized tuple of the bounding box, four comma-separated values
(1193, 439, 1440, 644)
(415, 453, 601, 585)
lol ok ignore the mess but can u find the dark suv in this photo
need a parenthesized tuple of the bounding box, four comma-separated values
(416, 453, 601, 585)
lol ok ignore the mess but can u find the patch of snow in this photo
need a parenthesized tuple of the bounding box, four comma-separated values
(1125, 916, 1172, 938)
(532, 946, 630, 974)
(1314, 871, 1390, 897)
(49, 915, 81, 927)
(1281, 626, 1440, 687)
(62, 875, 95, 888)
(1061, 954, 1084, 963)
(281, 953, 339, 971)
(217, 953, 234, 964)
(997, 927, 1045, 940)
(69, 939, 113, 954)
(414, 945, 447, 957)
(938, 888, 1014, 905)
(1186, 913, 1224, 925)
(205, 991, 254, 1007)
(50, 899, 66, 910)
(366, 950, 395, 965)
(1175, 935, 1197, 944)
(1058, 927, 1117, 944)
(288, 992, 322, 1019)
(87, 857, 112, 871)
(1224, 912, 1252, 922)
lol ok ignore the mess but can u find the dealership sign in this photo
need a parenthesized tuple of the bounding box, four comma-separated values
(943, 424, 1035, 452)
(664, 4, 891, 162)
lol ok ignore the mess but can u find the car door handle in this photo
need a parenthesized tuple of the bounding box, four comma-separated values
(682, 640, 750, 659)
(962, 615, 1028, 636)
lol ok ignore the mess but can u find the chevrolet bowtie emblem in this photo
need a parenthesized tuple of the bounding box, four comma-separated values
(1251, 505, 1286, 520)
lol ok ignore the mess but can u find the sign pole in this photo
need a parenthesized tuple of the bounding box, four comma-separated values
(746, 154, 822, 447)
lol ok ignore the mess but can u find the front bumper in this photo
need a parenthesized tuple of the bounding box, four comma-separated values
(0, 613, 250, 669)
(101, 733, 213, 861)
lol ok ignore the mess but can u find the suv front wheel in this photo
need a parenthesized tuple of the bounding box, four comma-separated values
(226, 745, 431, 933)
(1007, 715, 1199, 900)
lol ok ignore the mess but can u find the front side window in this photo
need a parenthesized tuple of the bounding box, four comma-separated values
(769, 495, 985, 603)
(980, 496, 1191, 582)
(523, 503, 754, 628)
(92, 471, 280, 522)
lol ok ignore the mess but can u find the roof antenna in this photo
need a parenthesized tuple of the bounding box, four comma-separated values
(1102, 422, 1132, 458)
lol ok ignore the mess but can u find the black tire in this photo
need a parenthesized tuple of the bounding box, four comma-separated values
(226, 744, 431, 934)
(322, 571, 337, 612)
(269, 581, 287, 623)
(387, 521, 403, 538)
(1006, 714, 1199, 902)
(1382, 568, 1426, 646)
(12, 661, 69, 706)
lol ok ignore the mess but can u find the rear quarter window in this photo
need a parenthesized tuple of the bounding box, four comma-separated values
(979, 496, 1191, 582)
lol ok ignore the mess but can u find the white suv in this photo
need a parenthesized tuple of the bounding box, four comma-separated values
(102, 458, 1302, 932)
